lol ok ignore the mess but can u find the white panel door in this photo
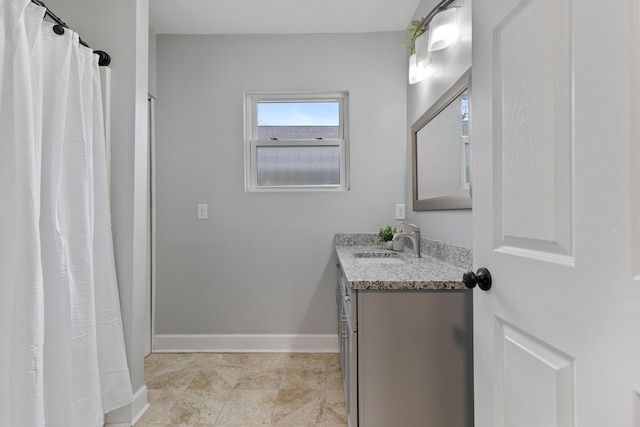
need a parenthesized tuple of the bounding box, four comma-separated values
(472, 0, 640, 425)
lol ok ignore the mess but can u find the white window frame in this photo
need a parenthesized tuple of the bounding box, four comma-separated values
(244, 92, 350, 192)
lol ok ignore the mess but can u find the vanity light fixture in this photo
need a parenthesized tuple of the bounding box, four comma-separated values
(415, 31, 432, 69)
(409, 54, 425, 84)
(406, 0, 461, 84)
(428, 7, 459, 51)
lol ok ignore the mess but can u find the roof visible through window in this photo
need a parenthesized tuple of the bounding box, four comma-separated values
(257, 126, 339, 140)
(257, 101, 340, 140)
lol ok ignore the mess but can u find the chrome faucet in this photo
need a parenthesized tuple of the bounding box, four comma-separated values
(392, 223, 421, 257)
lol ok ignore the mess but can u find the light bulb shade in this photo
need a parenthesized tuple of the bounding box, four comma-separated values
(428, 8, 459, 51)
(415, 31, 432, 69)
(408, 54, 425, 84)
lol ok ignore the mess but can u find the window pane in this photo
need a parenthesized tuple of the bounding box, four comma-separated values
(461, 94, 470, 184)
(258, 126, 339, 140)
(257, 101, 340, 140)
(256, 146, 340, 186)
(460, 95, 469, 137)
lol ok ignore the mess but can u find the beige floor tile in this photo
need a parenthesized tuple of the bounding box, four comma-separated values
(324, 353, 340, 365)
(144, 355, 186, 383)
(187, 364, 242, 392)
(144, 352, 192, 366)
(216, 425, 324, 427)
(326, 355, 341, 369)
(215, 389, 279, 424)
(146, 366, 199, 390)
(136, 389, 182, 424)
(210, 352, 253, 368)
(325, 389, 347, 425)
(281, 365, 326, 390)
(286, 353, 331, 370)
(168, 389, 228, 424)
(215, 425, 322, 427)
(325, 359, 343, 391)
(235, 365, 285, 390)
(234, 354, 287, 385)
(271, 389, 325, 424)
(241, 352, 288, 368)
(325, 372, 342, 390)
(137, 352, 344, 427)
(136, 424, 215, 427)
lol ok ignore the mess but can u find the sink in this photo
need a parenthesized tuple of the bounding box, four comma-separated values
(353, 252, 404, 265)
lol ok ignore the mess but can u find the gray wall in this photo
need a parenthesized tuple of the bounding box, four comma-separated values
(44, 0, 149, 418)
(405, 0, 473, 248)
(155, 32, 407, 337)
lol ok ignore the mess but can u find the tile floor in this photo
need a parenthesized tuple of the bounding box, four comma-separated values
(136, 352, 347, 426)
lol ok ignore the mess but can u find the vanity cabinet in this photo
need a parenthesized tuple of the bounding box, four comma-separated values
(338, 265, 473, 427)
(338, 266, 358, 426)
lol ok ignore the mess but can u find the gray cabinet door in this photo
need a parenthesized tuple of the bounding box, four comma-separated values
(357, 290, 473, 427)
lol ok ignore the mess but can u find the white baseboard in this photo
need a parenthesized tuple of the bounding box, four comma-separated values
(104, 384, 149, 426)
(153, 334, 339, 353)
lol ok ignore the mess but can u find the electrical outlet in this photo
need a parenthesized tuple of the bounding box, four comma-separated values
(197, 203, 208, 220)
(395, 204, 406, 220)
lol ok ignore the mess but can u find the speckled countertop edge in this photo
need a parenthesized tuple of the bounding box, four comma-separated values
(335, 236, 470, 291)
(335, 233, 472, 270)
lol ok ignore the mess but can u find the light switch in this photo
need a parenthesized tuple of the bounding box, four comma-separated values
(197, 203, 208, 220)
(395, 204, 406, 220)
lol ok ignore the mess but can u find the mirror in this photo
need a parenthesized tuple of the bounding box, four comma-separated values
(412, 69, 471, 211)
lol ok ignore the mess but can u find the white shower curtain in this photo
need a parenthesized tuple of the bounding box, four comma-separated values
(0, 0, 133, 425)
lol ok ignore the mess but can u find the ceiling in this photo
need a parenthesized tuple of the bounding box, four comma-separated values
(150, 0, 423, 35)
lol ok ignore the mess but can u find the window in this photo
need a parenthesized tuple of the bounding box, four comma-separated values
(244, 92, 349, 191)
(460, 92, 470, 186)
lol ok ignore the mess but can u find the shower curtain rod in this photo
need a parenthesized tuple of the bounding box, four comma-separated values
(30, 0, 111, 66)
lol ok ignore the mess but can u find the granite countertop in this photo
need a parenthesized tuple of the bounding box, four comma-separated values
(335, 234, 470, 291)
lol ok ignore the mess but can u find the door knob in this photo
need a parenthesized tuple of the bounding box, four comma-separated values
(463, 268, 492, 291)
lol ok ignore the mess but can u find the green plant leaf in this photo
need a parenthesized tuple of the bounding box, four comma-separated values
(377, 225, 398, 243)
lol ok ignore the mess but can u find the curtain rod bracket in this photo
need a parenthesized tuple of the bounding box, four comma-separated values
(32, 0, 111, 67)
